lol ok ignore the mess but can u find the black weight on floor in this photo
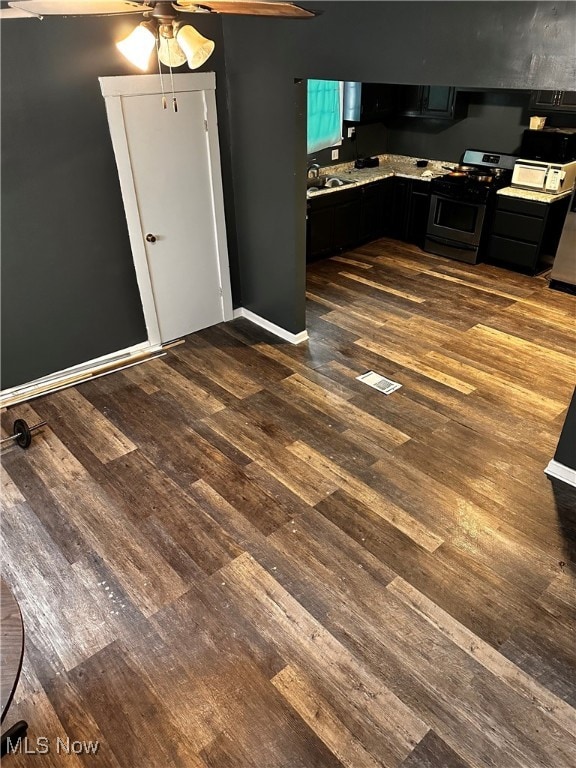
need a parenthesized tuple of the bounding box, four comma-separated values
(13, 419, 32, 449)
(1, 419, 47, 450)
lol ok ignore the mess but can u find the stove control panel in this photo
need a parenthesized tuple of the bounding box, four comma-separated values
(430, 179, 491, 203)
(462, 149, 518, 170)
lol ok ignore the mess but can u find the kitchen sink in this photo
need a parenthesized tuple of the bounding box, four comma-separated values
(307, 176, 357, 191)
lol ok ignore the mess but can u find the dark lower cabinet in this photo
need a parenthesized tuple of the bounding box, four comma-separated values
(486, 194, 571, 274)
(307, 204, 333, 260)
(389, 178, 410, 239)
(357, 178, 398, 242)
(306, 177, 430, 261)
(386, 178, 431, 246)
(333, 195, 361, 250)
(307, 186, 363, 261)
(359, 182, 385, 242)
(406, 181, 431, 246)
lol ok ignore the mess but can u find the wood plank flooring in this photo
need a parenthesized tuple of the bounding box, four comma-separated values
(2, 237, 576, 766)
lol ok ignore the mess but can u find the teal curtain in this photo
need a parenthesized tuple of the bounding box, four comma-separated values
(307, 80, 343, 154)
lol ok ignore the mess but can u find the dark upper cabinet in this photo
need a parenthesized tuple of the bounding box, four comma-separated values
(397, 86, 468, 120)
(530, 90, 576, 113)
(422, 86, 454, 117)
(396, 86, 422, 118)
(344, 82, 468, 122)
(559, 91, 576, 109)
(343, 82, 397, 123)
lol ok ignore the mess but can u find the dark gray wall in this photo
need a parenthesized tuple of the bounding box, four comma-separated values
(1, 12, 233, 390)
(386, 90, 532, 163)
(310, 121, 390, 168)
(222, 1, 576, 333)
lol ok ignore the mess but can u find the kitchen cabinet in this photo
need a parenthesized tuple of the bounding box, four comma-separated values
(343, 82, 398, 123)
(529, 90, 576, 113)
(306, 177, 430, 261)
(307, 202, 334, 260)
(307, 179, 393, 260)
(396, 86, 467, 120)
(388, 178, 431, 246)
(486, 194, 571, 274)
(408, 181, 432, 246)
(333, 194, 361, 250)
(359, 179, 395, 242)
(307, 186, 361, 261)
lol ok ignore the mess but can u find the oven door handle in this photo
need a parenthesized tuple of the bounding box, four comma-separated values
(426, 234, 478, 251)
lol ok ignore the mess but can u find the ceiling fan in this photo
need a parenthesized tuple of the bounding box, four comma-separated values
(1, 1, 315, 100)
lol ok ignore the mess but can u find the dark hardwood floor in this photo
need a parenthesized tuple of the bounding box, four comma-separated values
(2, 238, 576, 767)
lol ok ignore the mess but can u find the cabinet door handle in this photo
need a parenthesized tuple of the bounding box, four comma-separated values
(145, 234, 157, 243)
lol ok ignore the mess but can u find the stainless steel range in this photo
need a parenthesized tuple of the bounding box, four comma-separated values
(425, 149, 518, 264)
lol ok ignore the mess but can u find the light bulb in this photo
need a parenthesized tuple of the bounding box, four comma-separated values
(158, 36, 187, 68)
(176, 25, 215, 70)
(116, 24, 156, 71)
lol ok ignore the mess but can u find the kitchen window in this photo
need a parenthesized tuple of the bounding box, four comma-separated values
(307, 79, 343, 154)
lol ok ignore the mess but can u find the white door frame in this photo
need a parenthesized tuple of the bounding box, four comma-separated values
(100, 73, 233, 346)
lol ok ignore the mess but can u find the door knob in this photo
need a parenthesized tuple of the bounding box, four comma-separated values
(145, 233, 157, 243)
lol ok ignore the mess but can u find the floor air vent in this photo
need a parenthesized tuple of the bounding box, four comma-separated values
(356, 370, 402, 395)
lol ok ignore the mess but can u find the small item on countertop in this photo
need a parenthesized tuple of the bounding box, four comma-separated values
(529, 115, 546, 130)
(421, 170, 433, 178)
(416, 159, 428, 167)
(354, 157, 379, 169)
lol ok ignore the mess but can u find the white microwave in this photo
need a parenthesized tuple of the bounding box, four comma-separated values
(511, 159, 576, 195)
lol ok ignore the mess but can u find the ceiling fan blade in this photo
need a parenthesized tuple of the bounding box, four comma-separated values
(0, 7, 38, 16)
(176, 0, 315, 18)
(7, 1, 152, 16)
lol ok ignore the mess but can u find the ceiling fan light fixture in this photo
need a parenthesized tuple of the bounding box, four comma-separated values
(176, 24, 215, 70)
(158, 34, 188, 68)
(116, 22, 156, 71)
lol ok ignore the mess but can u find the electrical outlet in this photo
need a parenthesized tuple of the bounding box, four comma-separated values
(347, 127, 356, 139)
(331, 149, 339, 161)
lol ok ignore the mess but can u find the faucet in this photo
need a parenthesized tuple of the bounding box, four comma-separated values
(307, 163, 320, 179)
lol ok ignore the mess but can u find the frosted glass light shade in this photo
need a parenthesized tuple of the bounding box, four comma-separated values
(158, 36, 187, 68)
(176, 25, 215, 70)
(116, 24, 156, 71)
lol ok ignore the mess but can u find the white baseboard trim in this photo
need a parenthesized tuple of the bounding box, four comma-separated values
(0, 341, 162, 408)
(232, 307, 309, 345)
(545, 459, 576, 488)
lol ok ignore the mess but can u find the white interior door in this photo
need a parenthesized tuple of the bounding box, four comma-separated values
(100, 74, 232, 345)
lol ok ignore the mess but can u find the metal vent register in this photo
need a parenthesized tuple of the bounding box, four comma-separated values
(356, 371, 402, 395)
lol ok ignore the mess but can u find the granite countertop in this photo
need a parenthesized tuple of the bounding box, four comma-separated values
(307, 154, 448, 197)
(497, 186, 574, 204)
